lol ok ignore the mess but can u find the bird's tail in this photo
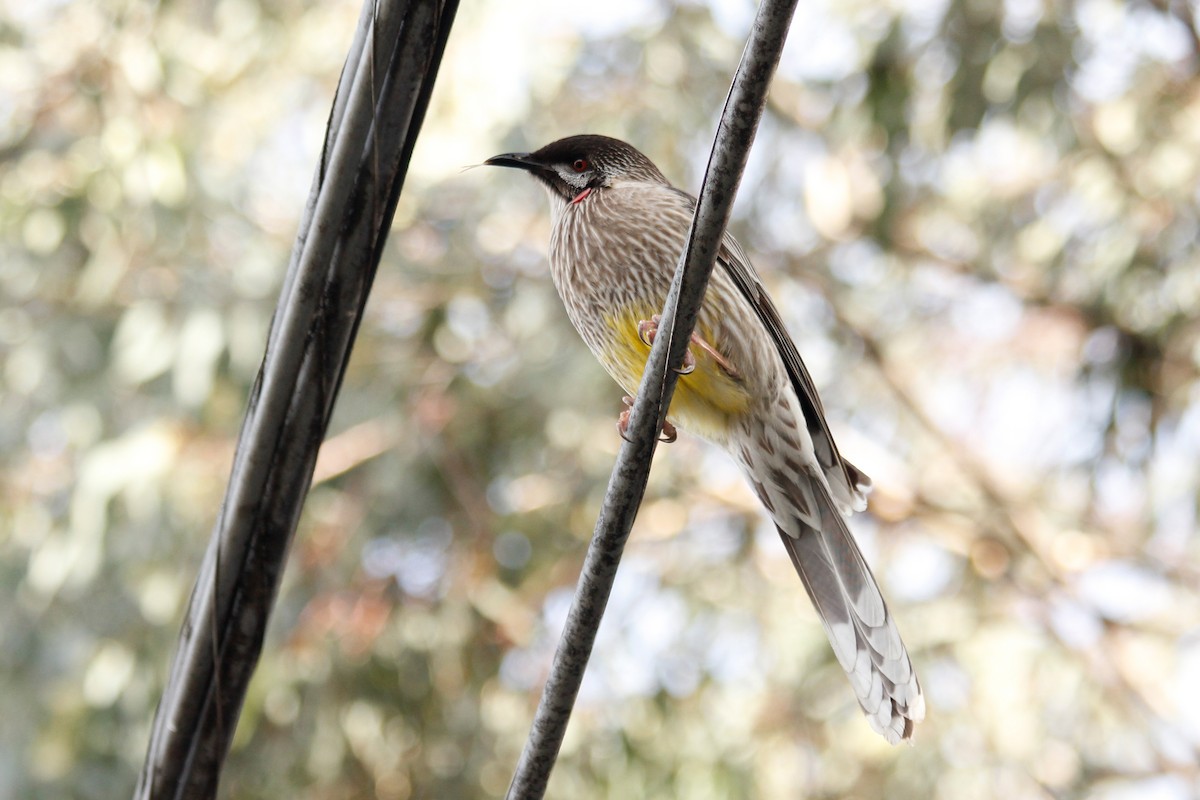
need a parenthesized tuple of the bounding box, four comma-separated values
(733, 422, 925, 744)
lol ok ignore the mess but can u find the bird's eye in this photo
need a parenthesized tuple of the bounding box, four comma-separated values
(572, 158, 589, 172)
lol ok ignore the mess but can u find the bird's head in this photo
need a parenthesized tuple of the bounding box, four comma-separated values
(485, 134, 668, 205)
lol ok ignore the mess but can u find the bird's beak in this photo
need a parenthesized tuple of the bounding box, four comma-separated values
(485, 152, 560, 188)
(484, 152, 539, 171)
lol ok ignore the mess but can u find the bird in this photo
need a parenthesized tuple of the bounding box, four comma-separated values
(484, 134, 924, 744)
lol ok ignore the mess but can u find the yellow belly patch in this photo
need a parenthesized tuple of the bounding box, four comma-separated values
(596, 307, 751, 440)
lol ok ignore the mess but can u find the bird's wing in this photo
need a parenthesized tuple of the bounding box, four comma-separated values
(718, 232, 870, 507)
(663, 186, 868, 506)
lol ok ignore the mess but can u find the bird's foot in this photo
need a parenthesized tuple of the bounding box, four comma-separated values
(617, 395, 678, 444)
(636, 314, 740, 380)
(637, 315, 695, 375)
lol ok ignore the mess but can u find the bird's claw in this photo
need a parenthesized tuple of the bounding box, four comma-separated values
(640, 315, 740, 379)
(636, 317, 658, 348)
(616, 395, 678, 443)
(636, 315, 697, 375)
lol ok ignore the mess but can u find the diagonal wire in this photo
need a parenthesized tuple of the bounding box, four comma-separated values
(504, 1, 800, 797)
(135, 1, 459, 797)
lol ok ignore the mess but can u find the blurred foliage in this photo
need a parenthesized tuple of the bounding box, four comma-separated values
(2, 0, 1200, 797)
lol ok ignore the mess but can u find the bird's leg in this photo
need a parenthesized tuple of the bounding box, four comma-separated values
(636, 314, 740, 380)
(617, 395, 678, 444)
(688, 335, 741, 381)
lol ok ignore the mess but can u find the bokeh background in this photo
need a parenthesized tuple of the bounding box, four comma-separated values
(4, 0, 1200, 797)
